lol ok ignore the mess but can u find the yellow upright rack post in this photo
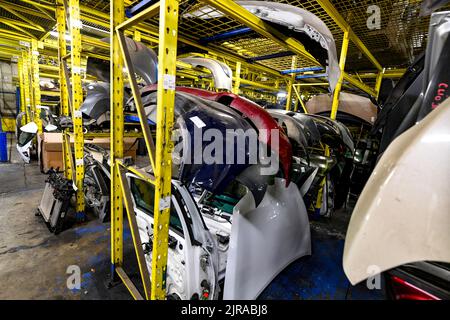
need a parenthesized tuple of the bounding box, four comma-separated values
(69, 0, 85, 218)
(110, 0, 180, 300)
(330, 31, 349, 120)
(375, 69, 385, 99)
(292, 84, 308, 113)
(150, 0, 180, 299)
(31, 39, 42, 134)
(110, 0, 125, 282)
(134, 30, 142, 41)
(56, 0, 73, 180)
(21, 50, 32, 124)
(233, 61, 241, 94)
(17, 57, 26, 124)
(285, 56, 297, 111)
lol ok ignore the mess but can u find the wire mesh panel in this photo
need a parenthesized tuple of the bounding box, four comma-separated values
(2, 0, 449, 72)
(2, 0, 448, 95)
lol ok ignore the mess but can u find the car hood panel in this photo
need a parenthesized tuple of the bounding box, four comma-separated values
(343, 101, 450, 285)
(175, 87, 293, 182)
(80, 82, 110, 120)
(236, 1, 340, 91)
(139, 90, 256, 194)
(308, 114, 354, 152)
(267, 109, 311, 149)
(184, 1, 340, 91)
(101, 37, 158, 85)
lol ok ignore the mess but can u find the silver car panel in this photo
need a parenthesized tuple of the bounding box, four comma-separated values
(184, 1, 340, 91)
(179, 57, 233, 91)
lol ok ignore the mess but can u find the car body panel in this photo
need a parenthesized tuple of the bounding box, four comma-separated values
(179, 57, 233, 91)
(16, 121, 38, 163)
(290, 112, 322, 146)
(140, 90, 256, 194)
(86, 57, 110, 82)
(140, 85, 292, 183)
(175, 86, 293, 182)
(129, 174, 311, 300)
(237, 1, 340, 91)
(373, 54, 425, 136)
(377, 67, 425, 154)
(80, 82, 110, 124)
(343, 100, 450, 285)
(83, 145, 111, 222)
(266, 109, 309, 152)
(269, 110, 353, 152)
(307, 114, 354, 152)
(386, 261, 450, 300)
(128, 175, 219, 300)
(267, 110, 354, 217)
(223, 178, 311, 299)
(184, 1, 340, 91)
(306, 92, 378, 125)
(374, 12, 450, 154)
(421, 0, 450, 16)
(100, 37, 157, 85)
(297, 166, 319, 197)
(417, 11, 450, 120)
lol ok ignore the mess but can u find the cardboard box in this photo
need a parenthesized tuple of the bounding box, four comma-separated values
(38, 133, 138, 172)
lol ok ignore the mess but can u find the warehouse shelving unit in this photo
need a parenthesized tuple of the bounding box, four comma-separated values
(110, 0, 179, 300)
(1, 0, 291, 214)
(107, 0, 385, 300)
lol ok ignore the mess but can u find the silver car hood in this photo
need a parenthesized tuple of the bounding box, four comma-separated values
(101, 37, 158, 85)
(267, 109, 309, 150)
(343, 99, 450, 285)
(184, 1, 340, 91)
(179, 57, 233, 91)
(80, 82, 110, 121)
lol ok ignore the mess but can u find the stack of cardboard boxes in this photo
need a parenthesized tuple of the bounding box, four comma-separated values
(38, 132, 138, 172)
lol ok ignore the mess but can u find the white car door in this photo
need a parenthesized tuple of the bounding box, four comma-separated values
(127, 174, 219, 299)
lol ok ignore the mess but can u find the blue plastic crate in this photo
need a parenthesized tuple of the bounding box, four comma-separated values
(0, 132, 7, 162)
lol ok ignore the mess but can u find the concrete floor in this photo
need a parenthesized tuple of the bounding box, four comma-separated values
(0, 135, 385, 300)
(0, 136, 133, 299)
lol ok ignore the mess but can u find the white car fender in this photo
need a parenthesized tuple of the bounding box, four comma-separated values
(223, 178, 311, 299)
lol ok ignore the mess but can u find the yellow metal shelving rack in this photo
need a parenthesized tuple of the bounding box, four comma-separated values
(109, 0, 179, 300)
(31, 39, 43, 134)
(1, 0, 430, 301)
(105, 0, 392, 300)
(20, 49, 32, 124)
(285, 56, 297, 110)
(56, 0, 73, 181)
(68, 0, 86, 217)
